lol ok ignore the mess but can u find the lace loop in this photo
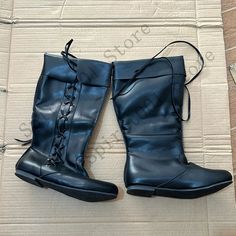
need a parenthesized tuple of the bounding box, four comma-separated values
(112, 41, 204, 121)
(61, 39, 78, 73)
(47, 39, 79, 166)
(15, 138, 32, 146)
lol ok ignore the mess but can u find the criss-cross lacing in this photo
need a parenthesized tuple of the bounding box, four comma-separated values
(46, 39, 79, 166)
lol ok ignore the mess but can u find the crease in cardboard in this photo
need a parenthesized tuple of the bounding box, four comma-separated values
(0, 18, 224, 28)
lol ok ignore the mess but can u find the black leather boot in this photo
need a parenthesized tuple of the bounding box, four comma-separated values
(112, 41, 232, 199)
(15, 39, 118, 202)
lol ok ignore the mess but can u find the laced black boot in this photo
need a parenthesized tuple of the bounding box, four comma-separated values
(112, 41, 232, 199)
(15, 39, 118, 202)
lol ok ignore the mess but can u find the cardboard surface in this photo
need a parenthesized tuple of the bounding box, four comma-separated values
(222, 0, 236, 194)
(0, 0, 236, 235)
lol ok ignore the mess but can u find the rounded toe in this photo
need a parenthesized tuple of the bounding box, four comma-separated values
(213, 169, 232, 184)
(186, 163, 232, 188)
(86, 178, 119, 197)
(42, 168, 118, 201)
(164, 163, 233, 190)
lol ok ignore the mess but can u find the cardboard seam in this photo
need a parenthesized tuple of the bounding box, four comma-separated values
(0, 18, 224, 27)
(0, 0, 14, 188)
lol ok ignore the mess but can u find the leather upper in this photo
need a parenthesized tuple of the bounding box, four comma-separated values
(16, 53, 118, 195)
(16, 148, 117, 193)
(32, 54, 111, 172)
(112, 56, 232, 190)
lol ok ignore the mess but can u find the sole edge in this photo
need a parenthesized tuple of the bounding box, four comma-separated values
(15, 169, 117, 202)
(127, 180, 233, 199)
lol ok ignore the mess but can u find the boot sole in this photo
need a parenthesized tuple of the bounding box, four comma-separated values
(127, 180, 232, 199)
(15, 169, 117, 202)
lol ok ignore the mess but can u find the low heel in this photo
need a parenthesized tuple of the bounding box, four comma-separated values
(15, 169, 43, 188)
(127, 185, 155, 197)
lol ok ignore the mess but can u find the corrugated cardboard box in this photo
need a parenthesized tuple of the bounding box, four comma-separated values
(0, 0, 236, 235)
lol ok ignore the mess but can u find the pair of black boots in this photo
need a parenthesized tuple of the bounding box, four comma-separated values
(15, 39, 232, 202)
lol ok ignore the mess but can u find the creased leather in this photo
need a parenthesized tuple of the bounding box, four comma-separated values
(16, 53, 118, 197)
(112, 56, 232, 192)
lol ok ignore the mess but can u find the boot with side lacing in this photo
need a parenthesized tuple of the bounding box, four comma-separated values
(15, 39, 118, 202)
(112, 41, 232, 199)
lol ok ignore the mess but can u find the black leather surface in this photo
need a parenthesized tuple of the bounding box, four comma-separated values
(16, 148, 117, 193)
(112, 56, 232, 193)
(16, 53, 118, 198)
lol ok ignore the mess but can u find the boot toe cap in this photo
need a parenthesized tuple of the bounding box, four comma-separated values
(212, 169, 232, 184)
(165, 163, 232, 190)
(43, 169, 118, 198)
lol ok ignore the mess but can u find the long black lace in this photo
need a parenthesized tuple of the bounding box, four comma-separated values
(61, 39, 78, 72)
(46, 39, 79, 165)
(112, 40, 204, 121)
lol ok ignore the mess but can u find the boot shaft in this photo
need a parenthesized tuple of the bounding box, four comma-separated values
(32, 53, 111, 169)
(112, 56, 186, 160)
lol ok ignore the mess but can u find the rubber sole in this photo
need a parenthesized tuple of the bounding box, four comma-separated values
(126, 180, 233, 199)
(15, 169, 117, 202)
